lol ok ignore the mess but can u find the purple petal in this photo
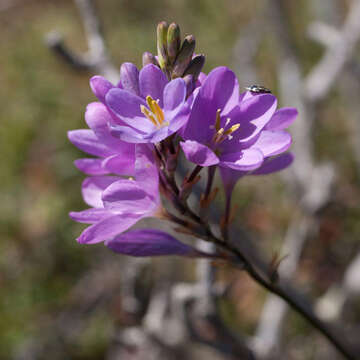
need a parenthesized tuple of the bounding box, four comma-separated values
(105, 229, 196, 257)
(167, 104, 191, 133)
(201, 67, 239, 115)
(69, 208, 110, 224)
(77, 213, 141, 244)
(110, 124, 149, 143)
(102, 179, 156, 214)
(106, 88, 154, 132)
(180, 140, 219, 166)
(182, 67, 239, 144)
(251, 130, 292, 157)
(142, 127, 171, 143)
(220, 148, 263, 171)
(134, 144, 159, 196)
(265, 107, 298, 131)
(238, 90, 256, 103)
(163, 78, 186, 110)
(237, 94, 278, 146)
(82, 176, 119, 208)
(90, 76, 114, 103)
(252, 153, 294, 175)
(102, 154, 135, 176)
(120, 62, 140, 96)
(85, 102, 136, 153)
(68, 129, 113, 157)
(139, 64, 167, 106)
(74, 158, 108, 175)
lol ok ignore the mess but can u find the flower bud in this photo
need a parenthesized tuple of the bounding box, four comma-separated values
(172, 35, 196, 78)
(120, 62, 140, 96)
(157, 21, 169, 70)
(184, 54, 205, 81)
(167, 23, 181, 64)
(183, 74, 195, 97)
(142, 51, 158, 67)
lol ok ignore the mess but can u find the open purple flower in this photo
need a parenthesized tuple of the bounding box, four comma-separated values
(180, 66, 293, 171)
(105, 64, 190, 143)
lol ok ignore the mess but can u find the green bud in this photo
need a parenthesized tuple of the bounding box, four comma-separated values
(142, 52, 158, 67)
(183, 55, 205, 81)
(172, 35, 196, 78)
(167, 23, 181, 65)
(157, 21, 169, 70)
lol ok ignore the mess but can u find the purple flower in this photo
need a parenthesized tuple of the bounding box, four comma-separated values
(105, 229, 200, 257)
(180, 66, 294, 171)
(68, 102, 135, 176)
(70, 145, 202, 257)
(70, 145, 160, 244)
(104, 64, 190, 143)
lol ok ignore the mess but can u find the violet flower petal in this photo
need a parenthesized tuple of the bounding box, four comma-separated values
(120, 62, 140, 96)
(110, 124, 149, 143)
(69, 208, 111, 224)
(90, 75, 114, 103)
(77, 213, 141, 244)
(139, 64, 167, 107)
(74, 158, 109, 175)
(102, 179, 155, 214)
(134, 144, 159, 197)
(102, 154, 135, 176)
(220, 148, 264, 171)
(106, 88, 154, 132)
(82, 176, 119, 208)
(251, 130, 292, 157)
(180, 140, 219, 166)
(163, 78, 186, 111)
(183, 67, 239, 144)
(265, 107, 298, 131)
(229, 94, 278, 145)
(252, 153, 294, 175)
(105, 229, 197, 257)
(85, 102, 136, 154)
(68, 129, 113, 158)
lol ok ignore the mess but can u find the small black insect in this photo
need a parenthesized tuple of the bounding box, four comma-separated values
(245, 85, 272, 94)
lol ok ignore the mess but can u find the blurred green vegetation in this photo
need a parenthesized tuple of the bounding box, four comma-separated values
(1, 0, 360, 359)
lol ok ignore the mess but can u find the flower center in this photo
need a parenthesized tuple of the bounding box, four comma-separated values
(140, 95, 169, 128)
(210, 109, 240, 145)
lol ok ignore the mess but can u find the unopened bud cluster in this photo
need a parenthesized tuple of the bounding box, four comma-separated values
(143, 22, 205, 94)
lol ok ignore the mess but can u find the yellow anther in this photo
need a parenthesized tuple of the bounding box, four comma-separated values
(215, 109, 221, 131)
(152, 100, 165, 124)
(224, 123, 240, 136)
(141, 105, 158, 126)
(146, 96, 155, 112)
(142, 95, 166, 128)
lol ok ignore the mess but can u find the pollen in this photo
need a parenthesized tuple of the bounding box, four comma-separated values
(141, 95, 166, 128)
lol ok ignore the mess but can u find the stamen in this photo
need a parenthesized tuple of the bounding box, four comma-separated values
(215, 109, 221, 131)
(142, 95, 166, 128)
(224, 123, 240, 136)
(152, 100, 165, 124)
(141, 105, 158, 126)
(225, 117, 231, 127)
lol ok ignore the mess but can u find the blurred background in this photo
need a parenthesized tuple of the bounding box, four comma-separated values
(1, 0, 360, 359)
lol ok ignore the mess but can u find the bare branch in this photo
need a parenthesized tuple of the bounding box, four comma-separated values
(46, 0, 118, 82)
(304, 0, 360, 103)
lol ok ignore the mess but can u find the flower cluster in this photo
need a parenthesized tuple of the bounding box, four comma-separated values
(69, 22, 297, 257)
